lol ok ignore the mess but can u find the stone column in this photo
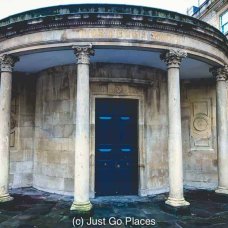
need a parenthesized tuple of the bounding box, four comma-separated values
(71, 44, 94, 212)
(0, 54, 19, 202)
(210, 65, 228, 194)
(161, 49, 189, 207)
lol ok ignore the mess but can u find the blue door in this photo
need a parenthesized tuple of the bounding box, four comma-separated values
(95, 98, 138, 196)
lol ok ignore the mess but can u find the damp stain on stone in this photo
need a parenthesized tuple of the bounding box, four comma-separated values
(0, 188, 228, 227)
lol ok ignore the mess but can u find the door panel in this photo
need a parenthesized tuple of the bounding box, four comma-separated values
(95, 98, 138, 196)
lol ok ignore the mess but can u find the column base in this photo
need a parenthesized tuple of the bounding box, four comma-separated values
(215, 187, 228, 195)
(70, 201, 93, 212)
(0, 194, 13, 203)
(162, 197, 190, 215)
(165, 197, 190, 207)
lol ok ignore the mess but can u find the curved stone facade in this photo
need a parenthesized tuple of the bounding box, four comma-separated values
(33, 63, 169, 195)
(29, 63, 218, 195)
(0, 3, 227, 209)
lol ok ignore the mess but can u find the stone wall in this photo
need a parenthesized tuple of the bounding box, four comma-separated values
(33, 66, 76, 194)
(144, 73, 169, 194)
(181, 79, 218, 189)
(33, 63, 169, 195)
(8, 63, 218, 196)
(9, 74, 35, 188)
(201, 10, 219, 29)
(200, 3, 228, 31)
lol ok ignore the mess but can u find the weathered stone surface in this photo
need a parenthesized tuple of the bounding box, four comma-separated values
(181, 80, 218, 189)
(33, 63, 169, 195)
(9, 75, 36, 189)
(7, 62, 220, 197)
(0, 188, 228, 227)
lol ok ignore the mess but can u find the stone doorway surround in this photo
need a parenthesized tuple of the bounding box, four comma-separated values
(90, 91, 146, 198)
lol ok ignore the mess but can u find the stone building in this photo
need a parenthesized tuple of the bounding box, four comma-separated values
(0, 4, 227, 213)
(188, 0, 227, 37)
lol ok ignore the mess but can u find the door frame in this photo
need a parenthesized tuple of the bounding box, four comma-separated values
(90, 93, 146, 198)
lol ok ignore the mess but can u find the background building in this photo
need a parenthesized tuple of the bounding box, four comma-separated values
(188, 0, 228, 37)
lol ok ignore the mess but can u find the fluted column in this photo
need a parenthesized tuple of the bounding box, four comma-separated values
(0, 54, 19, 202)
(161, 49, 189, 207)
(210, 65, 228, 194)
(71, 44, 94, 212)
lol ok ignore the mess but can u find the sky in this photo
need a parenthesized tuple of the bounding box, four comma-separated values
(0, 0, 200, 19)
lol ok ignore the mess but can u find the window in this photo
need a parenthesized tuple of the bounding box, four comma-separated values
(220, 11, 228, 35)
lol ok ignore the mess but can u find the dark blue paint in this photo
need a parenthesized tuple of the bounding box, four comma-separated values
(121, 148, 131, 152)
(99, 148, 112, 152)
(95, 98, 138, 196)
(99, 116, 112, 120)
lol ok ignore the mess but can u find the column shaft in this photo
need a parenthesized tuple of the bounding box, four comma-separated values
(161, 49, 189, 207)
(167, 67, 184, 201)
(216, 80, 228, 190)
(0, 54, 18, 203)
(74, 63, 90, 203)
(71, 45, 94, 212)
(211, 65, 228, 194)
(0, 72, 13, 202)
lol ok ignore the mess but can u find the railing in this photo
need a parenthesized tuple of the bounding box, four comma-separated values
(192, 0, 212, 17)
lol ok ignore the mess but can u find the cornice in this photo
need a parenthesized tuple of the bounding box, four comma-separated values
(0, 4, 227, 54)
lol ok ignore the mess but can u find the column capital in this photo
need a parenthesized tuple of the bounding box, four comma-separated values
(0, 54, 19, 73)
(72, 44, 95, 64)
(160, 49, 187, 68)
(210, 65, 228, 81)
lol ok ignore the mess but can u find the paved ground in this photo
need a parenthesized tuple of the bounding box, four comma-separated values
(0, 188, 228, 227)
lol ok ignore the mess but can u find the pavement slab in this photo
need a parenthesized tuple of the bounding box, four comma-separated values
(0, 188, 228, 227)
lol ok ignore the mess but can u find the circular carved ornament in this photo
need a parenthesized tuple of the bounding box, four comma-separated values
(193, 116, 208, 132)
